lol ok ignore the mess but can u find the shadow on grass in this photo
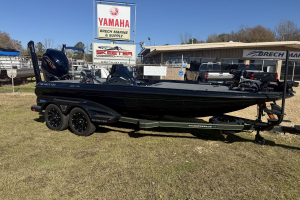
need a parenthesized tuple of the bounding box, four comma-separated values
(34, 117, 300, 150)
(34, 116, 45, 123)
(101, 122, 300, 151)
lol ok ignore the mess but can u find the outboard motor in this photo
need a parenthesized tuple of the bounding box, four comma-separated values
(41, 49, 70, 81)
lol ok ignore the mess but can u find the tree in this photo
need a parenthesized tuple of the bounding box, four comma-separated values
(180, 32, 192, 44)
(0, 31, 22, 50)
(206, 25, 275, 43)
(206, 33, 221, 43)
(217, 33, 234, 42)
(233, 25, 249, 42)
(43, 38, 55, 49)
(246, 25, 275, 42)
(206, 33, 234, 43)
(85, 43, 93, 62)
(180, 32, 205, 44)
(73, 42, 85, 59)
(188, 38, 196, 44)
(274, 19, 300, 41)
(35, 42, 44, 58)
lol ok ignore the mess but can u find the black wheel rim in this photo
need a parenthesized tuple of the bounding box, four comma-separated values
(47, 108, 61, 127)
(71, 112, 88, 132)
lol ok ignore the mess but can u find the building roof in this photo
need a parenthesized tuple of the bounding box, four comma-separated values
(140, 41, 300, 57)
(0, 48, 20, 56)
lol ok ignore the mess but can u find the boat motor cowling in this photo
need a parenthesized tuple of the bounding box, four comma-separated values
(41, 49, 70, 81)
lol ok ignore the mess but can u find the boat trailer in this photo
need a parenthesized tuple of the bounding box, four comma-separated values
(28, 40, 300, 144)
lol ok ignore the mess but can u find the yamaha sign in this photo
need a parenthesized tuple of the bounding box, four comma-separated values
(243, 50, 300, 60)
(97, 4, 131, 40)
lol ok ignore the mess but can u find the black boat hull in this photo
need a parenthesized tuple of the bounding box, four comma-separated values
(35, 82, 288, 118)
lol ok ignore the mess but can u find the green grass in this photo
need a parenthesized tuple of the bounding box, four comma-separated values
(0, 80, 36, 93)
(0, 91, 300, 199)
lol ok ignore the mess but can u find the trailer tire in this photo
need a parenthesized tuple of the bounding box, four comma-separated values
(45, 104, 69, 131)
(69, 107, 96, 136)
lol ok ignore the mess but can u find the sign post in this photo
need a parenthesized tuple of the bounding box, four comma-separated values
(7, 69, 17, 92)
(8, 57, 17, 92)
(181, 54, 183, 80)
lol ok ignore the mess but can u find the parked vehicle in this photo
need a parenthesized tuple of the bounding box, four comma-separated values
(185, 62, 232, 83)
(228, 64, 278, 84)
(226, 64, 278, 92)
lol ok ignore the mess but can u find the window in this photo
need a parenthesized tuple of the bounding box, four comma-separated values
(237, 64, 258, 70)
(200, 64, 208, 70)
(294, 61, 300, 81)
(202, 58, 216, 63)
(280, 61, 294, 80)
(212, 64, 220, 71)
(190, 57, 216, 64)
(263, 60, 277, 72)
(220, 59, 233, 69)
(190, 57, 201, 63)
(207, 64, 212, 70)
(250, 60, 277, 72)
(250, 60, 263, 71)
(190, 62, 199, 71)
(232, 59, 245, 65)
(221, 59, 244, 70)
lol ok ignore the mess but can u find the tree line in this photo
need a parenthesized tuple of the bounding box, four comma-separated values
(1, 19, 300, 60)
(180, 19, 300, 44)
(0, 32, 93, 62)
(31, 40, 93, 62)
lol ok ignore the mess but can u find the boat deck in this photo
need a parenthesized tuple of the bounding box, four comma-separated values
(53, 79, 246, 93)
(146, 82, 234, 92)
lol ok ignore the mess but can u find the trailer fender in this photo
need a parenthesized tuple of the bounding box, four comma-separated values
(36, 97, 121, 124)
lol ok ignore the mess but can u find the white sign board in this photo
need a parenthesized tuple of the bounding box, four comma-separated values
(143, 66, 167, 76)
(97, 4, 131, 40)
(93, 43, 136, 64)
(243, 50, 300, 60)
(7, 69, 17, 78)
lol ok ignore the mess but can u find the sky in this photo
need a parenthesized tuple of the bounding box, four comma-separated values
(1, 0, 300, 53)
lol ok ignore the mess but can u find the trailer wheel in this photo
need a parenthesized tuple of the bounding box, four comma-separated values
(45, 104, 69, 131)
(69, 107, 96, 136)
